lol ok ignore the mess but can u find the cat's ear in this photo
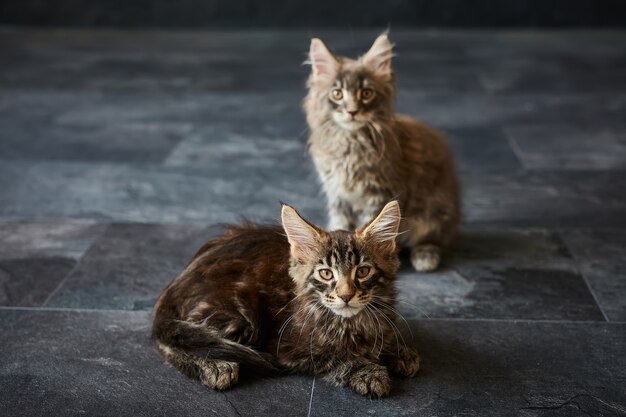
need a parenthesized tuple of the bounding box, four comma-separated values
(362, 32, 394, 80)
(281, 204, 325, 260)
(358, 201, 401, 252)
(309, 38, 339, 81)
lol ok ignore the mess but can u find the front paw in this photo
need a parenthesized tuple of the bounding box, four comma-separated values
(199, 360, 239, 390)
(390, 346, 420, 377)
(349, 364, 391, 398)
(410, 244, 441, 271)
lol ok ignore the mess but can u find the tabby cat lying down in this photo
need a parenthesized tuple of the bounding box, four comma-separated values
(152, 201, 419, 398)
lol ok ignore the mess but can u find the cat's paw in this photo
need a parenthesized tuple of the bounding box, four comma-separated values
(410, 244, 441, 271)
(389, 346, 420, 377)
(199, 360, 239, 390)
(349, 364, 391, 398)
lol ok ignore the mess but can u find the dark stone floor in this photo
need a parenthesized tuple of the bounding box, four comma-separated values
(1, 29, 625, 416)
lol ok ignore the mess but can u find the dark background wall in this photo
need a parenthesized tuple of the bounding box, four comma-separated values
(1, 0, 625, 28)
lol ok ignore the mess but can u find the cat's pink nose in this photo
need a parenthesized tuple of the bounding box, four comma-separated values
(347, 110, 358, 117)
(338, 292, 355, 303)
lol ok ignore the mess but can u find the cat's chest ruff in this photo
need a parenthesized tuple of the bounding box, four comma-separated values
(314, 131, 387, 188)
(317, 130, 381, 162)
(317, 314, 378, 351)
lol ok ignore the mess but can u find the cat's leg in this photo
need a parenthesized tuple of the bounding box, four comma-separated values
(327, 197, 357, 230)
(384, 345, 420, 378)
(157, 342, 240, 390)
(357, 197, 443, 271)
(405, 197, 459, 271)
(404, 216, 445, 272)
(323, 361, 391, 398)
(410, 243, 441, 272)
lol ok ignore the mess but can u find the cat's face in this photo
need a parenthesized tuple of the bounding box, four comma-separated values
(282, 201, 401, 318)
(305, 34, 395, 131)
(310, 231, 394, 318)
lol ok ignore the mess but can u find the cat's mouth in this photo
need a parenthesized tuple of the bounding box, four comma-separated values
(332, 113, 366, 130)
(330, 304, 364, 318)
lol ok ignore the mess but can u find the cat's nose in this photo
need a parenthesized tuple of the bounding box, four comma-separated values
(347, 110, 358, 117)
(338, 291, 355, 303)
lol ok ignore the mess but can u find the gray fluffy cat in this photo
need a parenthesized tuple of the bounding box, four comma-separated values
(304, 33, 460, 271)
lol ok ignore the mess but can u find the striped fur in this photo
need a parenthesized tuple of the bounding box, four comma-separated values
(152, 202, 419, 398)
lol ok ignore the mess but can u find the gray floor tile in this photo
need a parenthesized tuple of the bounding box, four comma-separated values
(562, 230, 626, 321)
(44, 224, 222, 310)
(309, 320, 626, 417)
(477, 52, 626, 94)
(0, 89, 305, 130)
(0, 258, 75, 307)
(0, 309, 313, 417)
(0, 121, 193, 164)
(394, 63, 484, 94)
(395, 228, 604, 320)
(2, 162, 625, 229)
(0, 220, 103, 260)
(163, 125, 312, 178)
(0, 221, 104, 307)
(396, 92, 626, 130)
(0, 161, 325, 225)
(506, 124, 626, 170)
(466, 32, 626, 68)
(0, 30, 310, 93)
(446, 127, 522, 172)
(462, 170, 626, 228)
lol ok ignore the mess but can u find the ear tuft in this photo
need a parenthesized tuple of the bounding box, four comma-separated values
(362, 32, 394, 80)
(359, 201, 402, 251)
(281, 204, 323, 260)
(309, 38, 339, 81)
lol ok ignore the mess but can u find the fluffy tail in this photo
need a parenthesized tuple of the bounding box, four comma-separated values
(153, 317, 284, 375)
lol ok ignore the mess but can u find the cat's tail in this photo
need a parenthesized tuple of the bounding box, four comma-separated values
(152, 317, 284, 375)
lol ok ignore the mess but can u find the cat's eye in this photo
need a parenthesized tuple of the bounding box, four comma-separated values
(318, 269, 334, 280)
(331, 89, 343, 101)
(361, 88, 375, 101)
(356, 266, 371, 278)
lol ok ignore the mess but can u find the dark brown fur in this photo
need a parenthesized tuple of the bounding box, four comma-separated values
(152, 202, 419, 397)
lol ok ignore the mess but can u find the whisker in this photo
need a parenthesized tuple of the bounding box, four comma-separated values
(373, 303, 408, 344)
(276, 304, 308, 355)
(366, 305, 385, 358)
(369, 304, 405, 355)
(275, 292, 305, 316)
(363, 307, 380, 356)
(299, 303, 319, 341)
(370, 298, 414, 340)
(395, 297, 432, 319)
(309, 305, 325, 372)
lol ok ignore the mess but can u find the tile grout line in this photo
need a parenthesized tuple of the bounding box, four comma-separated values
(502, 125, 529, 170)
(40, 260, 81, 308)
(558, 229, 611, 322)
(570, 259, 611, 322)
(0, 306, 623, 324)
(307, 377, 315, 417)
(40, 225, 110, 308)
(579, 271, 610, 322)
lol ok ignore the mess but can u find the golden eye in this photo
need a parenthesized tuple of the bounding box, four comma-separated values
(356, 266, 371, 278)
(361, 88, 375, 101)
(331, 89, 343, 100)
(318, 269, 334, 280)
